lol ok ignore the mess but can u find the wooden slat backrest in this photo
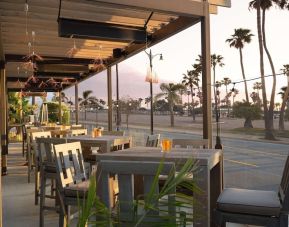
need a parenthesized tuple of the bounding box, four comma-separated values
(172, 138, 209, 149)
(54, 142, 87, 190)
(36, 137, 67, 164)
(146, 134, 160, 147)
(31, 131, 52, 158)
(99, 160, 175, 222)
(27, 128, 43, 144)
(71, 129, 87, 136)
(102, 130, 125, 136)
(279, 154, 289, 211)
(31, 131, 52, 141)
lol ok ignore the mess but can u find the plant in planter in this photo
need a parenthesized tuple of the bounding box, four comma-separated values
(77, 158, 200, 227)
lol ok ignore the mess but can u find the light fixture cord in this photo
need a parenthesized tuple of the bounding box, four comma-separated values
(57, 0, 62, 22)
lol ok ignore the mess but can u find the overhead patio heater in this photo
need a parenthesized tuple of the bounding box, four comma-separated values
(58, 18, 147, 43)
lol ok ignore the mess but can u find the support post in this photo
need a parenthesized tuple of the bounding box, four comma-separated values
(75, 83, 79, 125)
(58, 91, 62, 124)
(116, 64, 120, 131)
(201, 2, 212, 148)
(150, 80, 154, 135)
(0, 63, 8, 177)
(107, 67, 113, 131)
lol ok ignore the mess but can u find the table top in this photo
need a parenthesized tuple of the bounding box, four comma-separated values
(66, 135, 131, 141)
(36, 134, 131, 142)
(95, 147, 222, 168)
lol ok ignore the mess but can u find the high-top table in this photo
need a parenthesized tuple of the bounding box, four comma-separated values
(37, 135, 132, 153)
(95, 147, 223, 227)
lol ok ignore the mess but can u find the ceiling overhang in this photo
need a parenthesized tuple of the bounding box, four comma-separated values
(0, 0, 231, 92)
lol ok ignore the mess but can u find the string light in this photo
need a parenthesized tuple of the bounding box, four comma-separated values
(213, 72, 284, 88)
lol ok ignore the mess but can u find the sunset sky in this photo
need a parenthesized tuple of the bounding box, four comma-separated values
(64, 0, 289, 106)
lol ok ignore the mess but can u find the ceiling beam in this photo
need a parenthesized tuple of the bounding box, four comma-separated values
(58, 18, 147, 43)
(34, 71, 81, 78)
(5, 54, 94, 64)
(93, 0, 205, 17)
(7, 77, 77, 82)
(36, 64, 89, 73)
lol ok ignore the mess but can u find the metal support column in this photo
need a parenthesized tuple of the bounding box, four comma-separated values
(58, 91, 62, 124)
(75, 83, 79, 125)
(107, 67, 113, 131)
(201, 2, 212, 148)
(116, 64, 120, 131)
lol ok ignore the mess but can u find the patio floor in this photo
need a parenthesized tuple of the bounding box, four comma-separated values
(2, 143, 259, 227)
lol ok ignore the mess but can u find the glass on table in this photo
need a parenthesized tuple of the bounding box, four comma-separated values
(161, 138, 172, 153)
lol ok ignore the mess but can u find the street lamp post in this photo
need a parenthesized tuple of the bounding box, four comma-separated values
(144, 49, 163, 135)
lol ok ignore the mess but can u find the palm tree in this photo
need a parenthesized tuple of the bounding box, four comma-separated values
(226, 28, 253, 103)
(221, 77, 232, 117)
(78, 90, 97, 120)
(155, 83, 185, 127)
(279, 65, 289, 130)
(182, 69, 200, 121)
(253, 82, 262, 103)
(211, 54, 224, 117)
(249, 0, 289, 139)
(231, 88, 239, 118)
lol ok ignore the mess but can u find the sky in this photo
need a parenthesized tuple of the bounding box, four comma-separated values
(63, 0, 289, 106)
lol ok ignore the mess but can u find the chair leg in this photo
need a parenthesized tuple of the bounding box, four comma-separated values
(22, 140, 25, 157)
(51, 179, 55, 197)
(279, 214, 288, 227)
(39, 170, 46, 227)
(35, 165, 40, 205)
(66, 205, 71, 225)
(27, 144, 31, 183)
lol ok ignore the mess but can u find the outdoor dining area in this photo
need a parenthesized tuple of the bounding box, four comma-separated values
(19, 124, 221, 227)
(1, 0, 289, 227)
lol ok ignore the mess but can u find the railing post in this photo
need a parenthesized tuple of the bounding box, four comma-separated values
(75, 83, 79, 125)
(107, 66, 113, 131)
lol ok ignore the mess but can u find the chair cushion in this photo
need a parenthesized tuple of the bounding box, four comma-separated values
(64, 180, 89, 198)
(217, 188, 281, 216)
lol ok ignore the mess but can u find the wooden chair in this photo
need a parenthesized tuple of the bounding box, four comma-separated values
(31, 131, 52, 205)
(70, 128, 87, 136)
(26, 128, 43, 183)
(98, 160, 177, 225)
(214, 155, 289, 227)
(37, 137, 67, 227)
(145, 134, 160, 147)
(102, 130, 125, 136)
(172, 138, 209, 149)
(53, 142, 89, 226)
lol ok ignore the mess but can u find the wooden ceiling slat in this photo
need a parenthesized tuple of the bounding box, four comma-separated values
(2, 34, 129, 48)
(1, 9, 168, 30)
(0, 0, 177, 22)
(1, 20, 162, 35)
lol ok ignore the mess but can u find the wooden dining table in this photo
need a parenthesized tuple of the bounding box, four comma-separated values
(37, 134, 132, 153)
(94, 147, 223, 227)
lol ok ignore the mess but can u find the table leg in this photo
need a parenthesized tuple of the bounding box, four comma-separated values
(194, 166, 209, 227)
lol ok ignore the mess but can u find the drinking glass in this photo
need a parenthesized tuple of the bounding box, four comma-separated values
(161, 138, 172, 153)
